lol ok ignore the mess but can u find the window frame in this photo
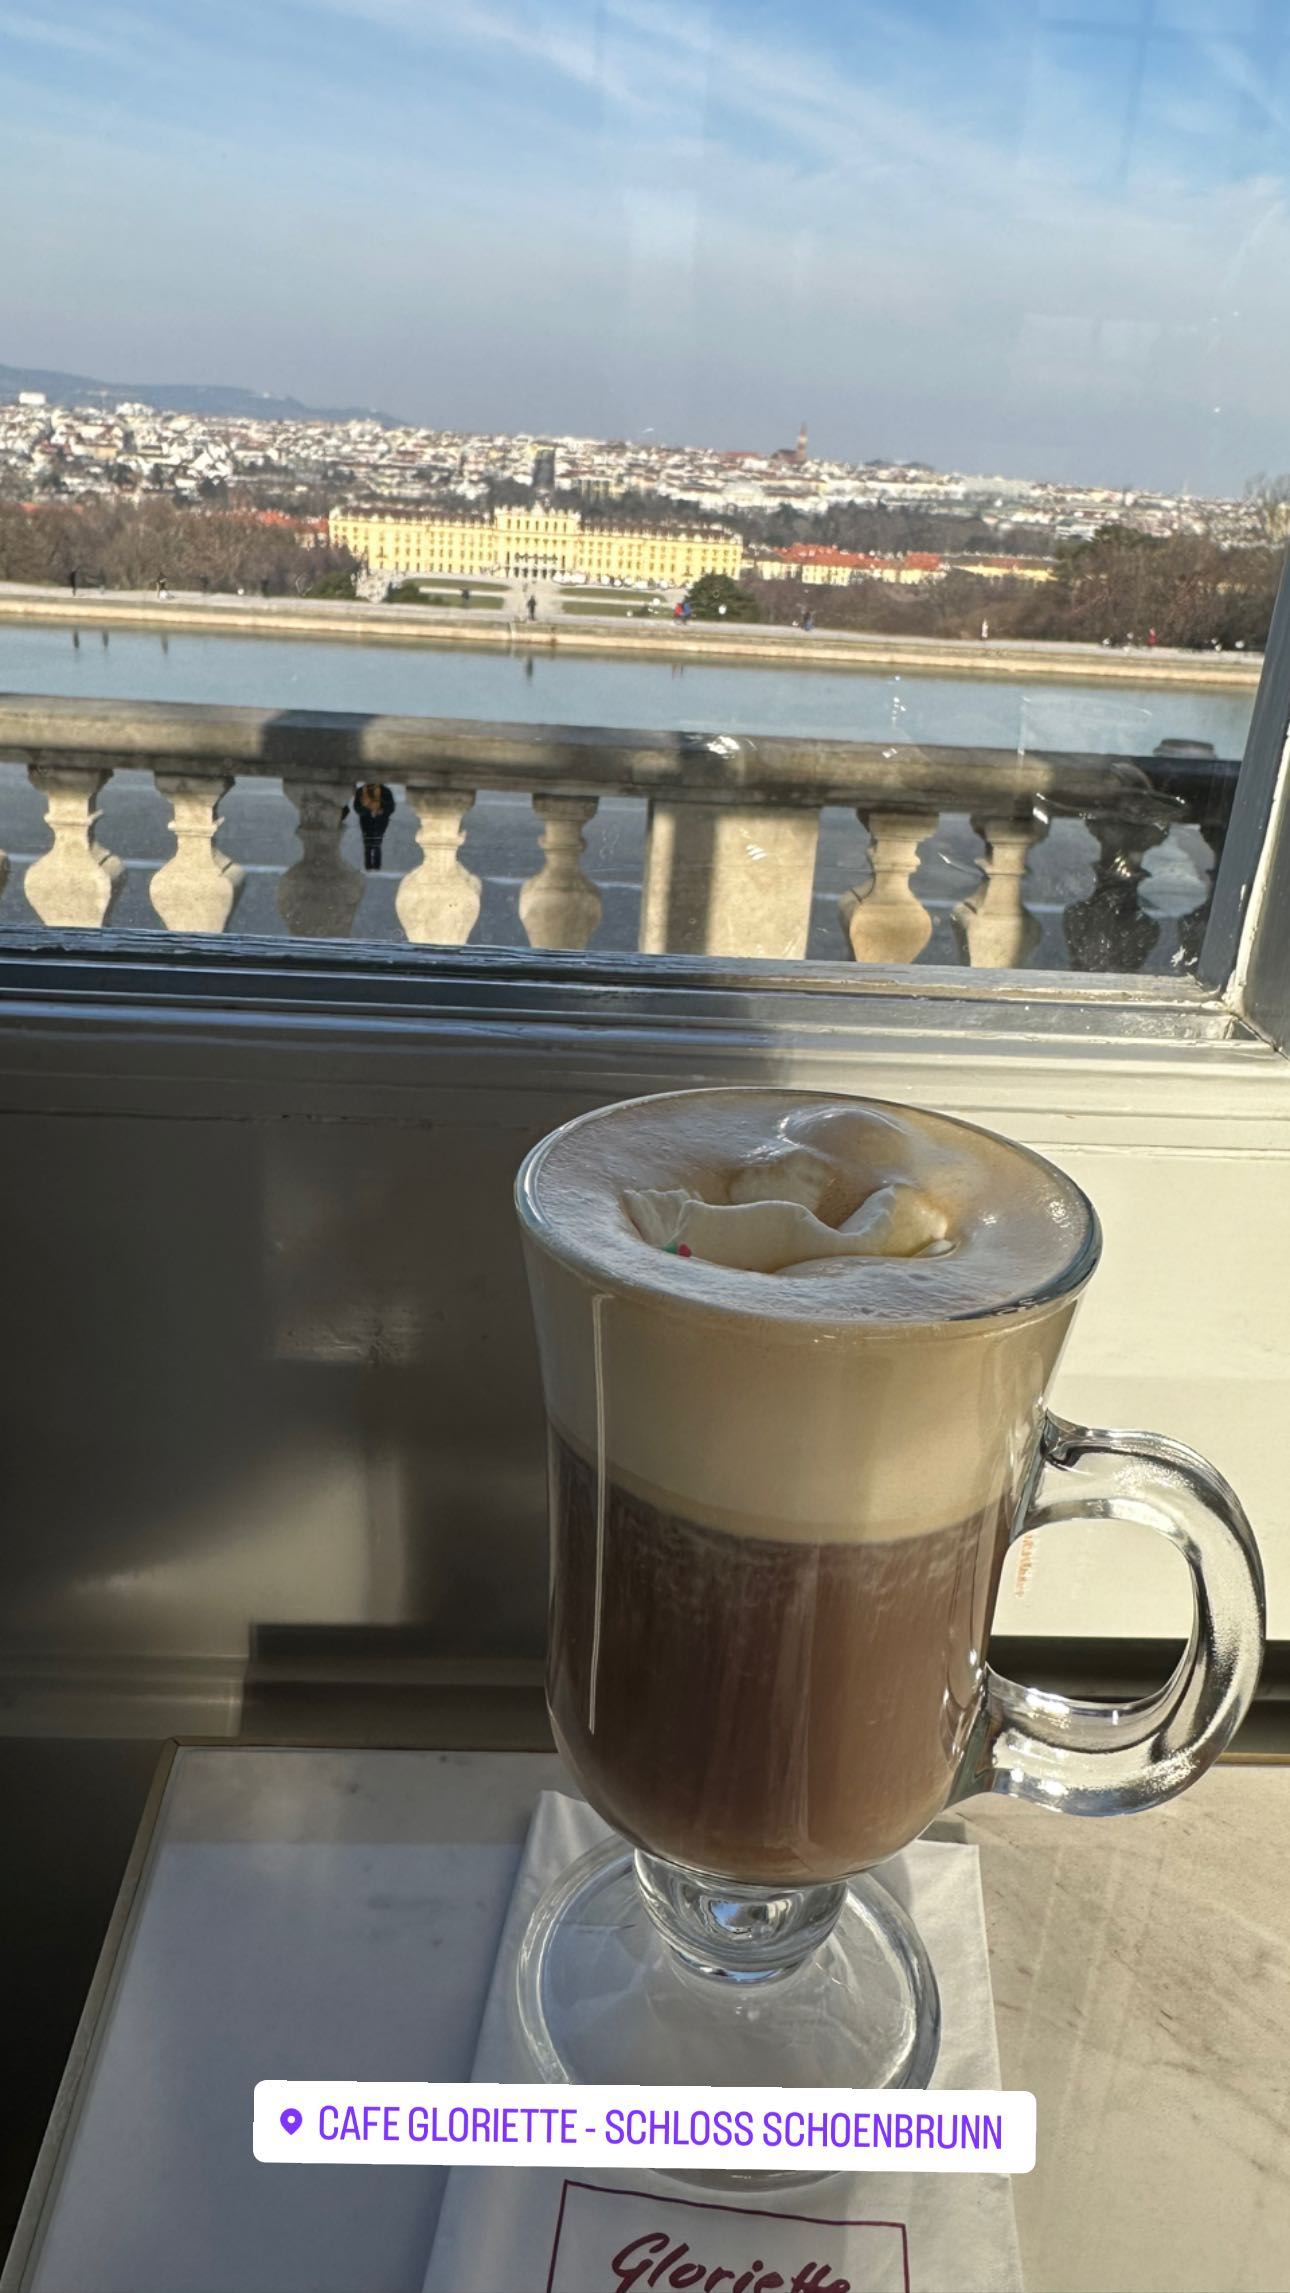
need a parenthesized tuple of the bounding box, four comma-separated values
(1197, 549, 1290, 1051)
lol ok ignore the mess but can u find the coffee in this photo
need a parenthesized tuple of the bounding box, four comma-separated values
(518, 1090, 1097, 1885)
(548, 1432, 1006, 1882)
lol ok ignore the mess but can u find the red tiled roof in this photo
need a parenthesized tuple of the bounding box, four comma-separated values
(778, 544, 867, 566)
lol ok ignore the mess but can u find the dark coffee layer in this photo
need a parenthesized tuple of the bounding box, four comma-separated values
(548, 1431, 1008, 1883)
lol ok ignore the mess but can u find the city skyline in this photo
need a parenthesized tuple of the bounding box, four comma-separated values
(0, 365, 1276, 512)
(2, 1, 1289, 494)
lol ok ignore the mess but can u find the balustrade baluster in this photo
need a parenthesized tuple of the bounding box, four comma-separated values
(1146, 742, 1232, 974)
(640, 801, 819, 959)
(1063, 810, 1170, 973)
(951, 812, 1044, 967)
(150, 770, 245, 934)
(840, 807, 934, 964)
(25, 762, 125, 929)
(276, 779, 365, 939)
(395, 784, 482, 945)
(519, 795, 602, 949)
(1174, 815, 1231, 973)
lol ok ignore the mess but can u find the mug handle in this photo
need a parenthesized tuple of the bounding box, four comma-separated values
(956, 1412, 1266, 1815)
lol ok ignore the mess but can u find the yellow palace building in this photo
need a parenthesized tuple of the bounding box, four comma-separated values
(329, 503, 743, 587)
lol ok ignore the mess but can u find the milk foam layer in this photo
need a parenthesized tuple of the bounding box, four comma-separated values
(518, 1090, 1097, 1544)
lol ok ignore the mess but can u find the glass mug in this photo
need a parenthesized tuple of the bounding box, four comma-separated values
(513, 1088, 1265, 2098)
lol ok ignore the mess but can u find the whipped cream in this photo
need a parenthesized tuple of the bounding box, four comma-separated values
(517, 1090, 1098, 1544)
(622, 1180, 950, 1272)
(520, 1091, 1091, 1324)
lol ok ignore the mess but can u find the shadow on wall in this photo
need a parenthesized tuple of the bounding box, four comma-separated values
(0, 1090, 560, 1688)
(1, 1010, 769, 1720)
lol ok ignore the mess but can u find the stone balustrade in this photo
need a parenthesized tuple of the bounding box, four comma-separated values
(0, 694, 1238, 972)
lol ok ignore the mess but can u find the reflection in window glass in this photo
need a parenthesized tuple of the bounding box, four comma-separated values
(0, 0, 1285, 975)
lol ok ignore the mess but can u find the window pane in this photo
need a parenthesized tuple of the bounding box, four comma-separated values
(0, 0, 1286, 980)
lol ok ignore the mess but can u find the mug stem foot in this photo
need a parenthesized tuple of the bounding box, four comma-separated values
(516, 1832, 941, 2161)
(633, 1849, 847, 1983)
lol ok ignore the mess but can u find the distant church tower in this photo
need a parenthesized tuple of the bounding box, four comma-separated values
(795, 421, 809, 465)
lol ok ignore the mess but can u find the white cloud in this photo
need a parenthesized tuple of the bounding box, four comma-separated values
(0, 5, 119, 57)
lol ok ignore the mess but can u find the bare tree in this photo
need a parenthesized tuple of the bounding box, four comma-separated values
(1244, 473, 1290, 548)
(0, 498, 357, 595)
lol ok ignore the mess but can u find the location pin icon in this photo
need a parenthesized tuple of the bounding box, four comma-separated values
(280, 2108, 303, 2135)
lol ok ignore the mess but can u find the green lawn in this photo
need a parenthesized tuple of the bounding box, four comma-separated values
(560, 598, 671, 619)
(388, 589, 506, 610)
(416, 576, 508, 591)
(560, 586, 670, 604)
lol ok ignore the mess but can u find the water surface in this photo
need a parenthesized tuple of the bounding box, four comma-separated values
(0, 625, 1253, 757)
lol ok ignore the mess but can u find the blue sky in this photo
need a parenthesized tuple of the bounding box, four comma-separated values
(1, 0, 1288, 491)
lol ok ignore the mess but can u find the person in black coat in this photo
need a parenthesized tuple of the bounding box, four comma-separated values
(349, 782, 395, 870)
